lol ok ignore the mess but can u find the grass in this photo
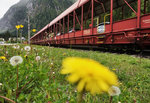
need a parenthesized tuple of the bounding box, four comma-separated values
(0, 44, 150, 103)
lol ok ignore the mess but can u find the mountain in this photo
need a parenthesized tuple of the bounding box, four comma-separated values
(0, 0, 76, 36)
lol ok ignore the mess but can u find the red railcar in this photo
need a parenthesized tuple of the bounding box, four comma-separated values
(31, 0, 150, 50)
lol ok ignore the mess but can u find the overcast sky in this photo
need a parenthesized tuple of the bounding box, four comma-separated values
(0, 0, 20, 19)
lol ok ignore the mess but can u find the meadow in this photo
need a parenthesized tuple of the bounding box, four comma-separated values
(0, 44, 149, 103)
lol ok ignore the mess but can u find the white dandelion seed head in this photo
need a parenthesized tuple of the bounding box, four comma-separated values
(13, 45, 17, 49)
(51, 62, 53, 65)
(6, 51, 8, 54)
(0, 83, 2, 86)
(108, 86, 121, 96)
(16, 45, 20, 49)
(118, 102, 121, 103)
(24, 46, 31, 51)
(36, 56, 41, 61)
(53, 72, 55, 74)
(10, 56, 23, 66)
(33, 47, 36, 50)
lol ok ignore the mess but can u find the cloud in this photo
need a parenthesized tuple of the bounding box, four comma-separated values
(0, 0, 20, 19)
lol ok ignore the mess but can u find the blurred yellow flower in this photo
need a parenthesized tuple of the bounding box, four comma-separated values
(0, 56, 7, 61)
(20, 24, 24, 28)
(32, 29, 36, 32)
(61, 57, 118, 94)
(63, 53, 66, 56)
(16, 25, 20, 30)
(112, 68, 116, 71)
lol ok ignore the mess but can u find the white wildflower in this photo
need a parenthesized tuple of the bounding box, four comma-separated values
(53, 72, 55, 74)
(36, 56, 41, 61)
(6, 51, 8, 54)
(13, 46, 16, 49)
(10, 56, 23, 66)
(108, 86, 121, 96)
(0, 83, 2, 86)
(16, 45, 20, 49)
(118, 102, 121, 103)
(24, 46, 31, 51)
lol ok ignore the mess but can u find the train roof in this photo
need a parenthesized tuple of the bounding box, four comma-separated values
(31, 0, 89, 39)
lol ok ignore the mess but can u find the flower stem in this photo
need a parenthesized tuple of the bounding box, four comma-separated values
(0, 95, 16, 103)
(77, 91, 84, 103)
(16, 65, 19, 100)
(109, 96, 113, 103)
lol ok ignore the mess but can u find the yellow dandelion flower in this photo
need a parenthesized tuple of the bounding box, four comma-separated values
(16, 25, 20, 30)
(32, 29, 36, 32)
(63, 53, 66, 56)
(20, 24, 24, 28)
(112, 68, 116, 71)
(61, 57, 118, 95)
(0, 56, 7, 61)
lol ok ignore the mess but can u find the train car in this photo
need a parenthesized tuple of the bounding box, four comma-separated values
(30, 0, 150, 51)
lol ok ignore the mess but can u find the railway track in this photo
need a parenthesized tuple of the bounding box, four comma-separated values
(51, 45, 150, 59)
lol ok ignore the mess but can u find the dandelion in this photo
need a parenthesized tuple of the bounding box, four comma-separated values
(53, 72, 55, 74)
(6, 51, 8, 54)
(63, 53, 66, 56)
(24, 46, 31, 51)
(10, 56, 23, 99)
(16, 45, 20, 49)
(13, 45, 19, 49)
(0, 56, 7, 61)
(13, 46, 17, 49)
(61, 57, 118, 95)
(108, 86, 121, 96)
(112, 68, 116, 71)
(0, 56, 6, 60)
(36, 56, 41, 61)
(0, 83, 2, 86)
(10, 56, 23, 66)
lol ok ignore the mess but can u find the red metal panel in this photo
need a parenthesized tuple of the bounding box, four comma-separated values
(64, 34, 68, 38)
(69, 33, 74, 38)
(83, 29, 91, 35)
(75, 31, 82, 37)
(141, 14, 150, 29)
(113, 18, 137, 32)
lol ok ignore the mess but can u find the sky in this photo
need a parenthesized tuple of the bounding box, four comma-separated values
(0, 0, 20, 19)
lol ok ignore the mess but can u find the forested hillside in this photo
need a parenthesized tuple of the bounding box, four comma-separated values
(0, 0, 76, 36)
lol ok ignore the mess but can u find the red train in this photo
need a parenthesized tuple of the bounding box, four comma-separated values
(31, 0, 150, 51)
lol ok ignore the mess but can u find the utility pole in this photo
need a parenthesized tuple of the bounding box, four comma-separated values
(16, 30, 18, 43)
(20, 29, 22, 43)
(28, 15, 30, 44)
